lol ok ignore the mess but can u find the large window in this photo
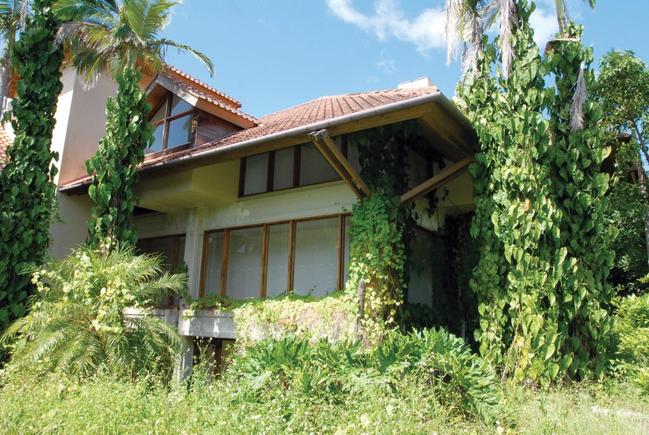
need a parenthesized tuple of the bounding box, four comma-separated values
(200, 215, 351, 299)
(238, 137, 361, 197)
(148, 93, 194, 153)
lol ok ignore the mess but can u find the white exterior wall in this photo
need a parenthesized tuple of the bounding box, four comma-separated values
(49, 68, 117, 259)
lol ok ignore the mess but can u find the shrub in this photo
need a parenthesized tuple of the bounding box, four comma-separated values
(1, 247, 186, 379)
(613, 293, 649, 393)
(232, 293, 357, 348)
(225, 328, 502, 422)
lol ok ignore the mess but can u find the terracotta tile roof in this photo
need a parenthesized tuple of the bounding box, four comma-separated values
(164, 74, 258, 125)
(143, 86, 440, 164)
(164, 65, 241, 109)
(0, 125, 12, 170)
(61, 85, 440, 189)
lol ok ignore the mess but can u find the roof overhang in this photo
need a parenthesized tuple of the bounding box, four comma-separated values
(146, 74, 257, 129)
(61, 92, 477, 195)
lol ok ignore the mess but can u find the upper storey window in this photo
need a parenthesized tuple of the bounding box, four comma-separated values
(148, 93, 193, 153)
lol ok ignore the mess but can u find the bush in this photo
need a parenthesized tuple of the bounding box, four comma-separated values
(232, 292, 357, 348)
(225, 328, 502, 422)
(613, 293, 649, 393)
(1, 247, 186, 379)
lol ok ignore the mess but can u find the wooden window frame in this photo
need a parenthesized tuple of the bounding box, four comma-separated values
(149, 92, 194, 153)
(199, 213, 351, 298)
(238, 138, 353, 198)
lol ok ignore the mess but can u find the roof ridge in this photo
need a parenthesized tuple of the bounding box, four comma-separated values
(164, 64, 241, 108)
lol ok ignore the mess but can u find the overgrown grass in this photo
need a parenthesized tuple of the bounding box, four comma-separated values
(0, 371, 647, 433)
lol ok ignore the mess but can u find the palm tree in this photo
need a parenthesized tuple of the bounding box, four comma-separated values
(0, 0, 31, 118)
(555, 0, 595, 34)
(444, 0, 596, 79)
(1, 247, 186, 377)
(54, 0, 213, 85)
(53, 0, 214, 250)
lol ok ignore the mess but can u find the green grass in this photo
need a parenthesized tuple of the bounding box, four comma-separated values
(0, 372, 647, 434)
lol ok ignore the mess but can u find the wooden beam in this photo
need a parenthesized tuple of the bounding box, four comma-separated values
(310, 129, 371, 197)
(400, 155, 474, 204)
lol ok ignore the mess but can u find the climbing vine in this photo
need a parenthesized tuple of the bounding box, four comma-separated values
(458, 2, 565, 383)
(344, 121, 443, 339)
(546, 24, 617, 378)
(87, 67, 153, 252)
(346, 193, 406, 340)
(0, 0, 63, 359)
(459, 1, 617, 383)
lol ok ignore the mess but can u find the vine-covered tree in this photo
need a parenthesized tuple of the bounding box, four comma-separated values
(0, 0, 63, 358)
(55, 0, 213, 251)
(457, 0, 615, 383)
(457, 1, 563, 383)
(593, 50, 649, 288)
(546, 24, 616, 378)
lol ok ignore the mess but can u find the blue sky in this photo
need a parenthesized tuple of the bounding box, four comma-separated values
(162, 1, 649, 118)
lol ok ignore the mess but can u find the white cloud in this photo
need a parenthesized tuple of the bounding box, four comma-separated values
(327, 0, 567, 54)
(530, 5, 559, 46)
(325, 0, 446, 52)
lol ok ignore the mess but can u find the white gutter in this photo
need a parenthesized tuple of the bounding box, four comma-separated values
(61, 90, 474, 192)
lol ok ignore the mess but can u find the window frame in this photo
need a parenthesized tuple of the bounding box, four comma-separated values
(238, 135, 352, 198)
(148, 92, 195, 153)
(199, 213, 351, 299)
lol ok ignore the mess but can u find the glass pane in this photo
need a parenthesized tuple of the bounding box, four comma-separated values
(267, 224, 289, 297)
(150, 102, 166, 123)
(408, 228, 433, 306)
(148, 237, 176, 271)
(299, 143, 339, 186)
(273, 147, 294, 190)
(227, 227, 263, 299)
(167, 115, 192, 148)
(170, 94, 192, 116)
(204, 232, 224, 296)
(343, 216, 351, 287)
(243, 153, 269, 195)
(149, 123, 164, 153)
(294, 218, 339, 297)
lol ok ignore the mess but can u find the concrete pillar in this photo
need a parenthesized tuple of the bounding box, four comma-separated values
(182, 208, 204, 299)
(174, 336, 194, 380)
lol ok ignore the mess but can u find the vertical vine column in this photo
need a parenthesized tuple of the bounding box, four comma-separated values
(86, 67, 152, 252)
(546, 24, 617, 378)
(0, 0, 63, 358)
(459, 2, 566, 383)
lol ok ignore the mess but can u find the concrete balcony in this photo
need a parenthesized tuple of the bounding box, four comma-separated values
(124, 307, 236, 340)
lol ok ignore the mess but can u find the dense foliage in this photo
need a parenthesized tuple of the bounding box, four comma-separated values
(458, 1, 615, 383)
(232, 293, 357, 348)
(546, 24, 616, 378)
(0, 0, 62, 359)
(346, 193, 406, 339)
(1, 247, 185, 378)
(458, 2, 564, 383)
(593, 50, 649, 289)
(86, 67, 152, 251)
(226, 329, 502, 423)
(613, 293, 649, 394)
